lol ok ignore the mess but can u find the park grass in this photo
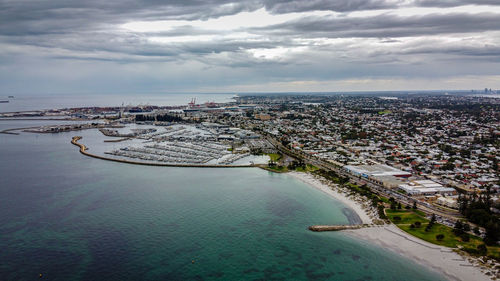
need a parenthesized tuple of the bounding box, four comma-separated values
(378, 196, 391, 204)
(262, 165, 288, 173)
(400, 223, 483, 248)
(386, 208, 500, 259)
(386, 209, 428, 225)
(294, 164, 319, 173)
(265, 164, 318, 173)
(413, 209, 427, 217)
(378, 110, 392, 115)
(266, 153, 282, 162)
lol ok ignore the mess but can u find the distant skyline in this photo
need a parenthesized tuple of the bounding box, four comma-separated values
(1, 0, 499, 94)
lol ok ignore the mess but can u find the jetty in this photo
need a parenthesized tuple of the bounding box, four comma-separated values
(71, 136, 259, 168)
(308, 225, 364, 232)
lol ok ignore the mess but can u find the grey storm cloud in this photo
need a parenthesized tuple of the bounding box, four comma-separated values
(256, 12, 500, 38)
(263, 0, 395, 13)
(0, 0, 261, 35)
(2, 0, 499, 36)
(0, 0, 499, 94)
(264, 0, 500, 13)
(414, 0, 500, 8)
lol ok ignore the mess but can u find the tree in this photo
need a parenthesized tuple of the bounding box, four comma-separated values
(426, 215, 436, 232)
(458, 192, 499, 246)
(390, 202, 397, 210)
(378, 205, 387, 219)
(484, 227, 499, 246)
(453, 221, 464, 236)
(412, 201, 417, 209)
(430, 214, 436, 224)
(397, 203, 402, 209)
(414, 221, 422, 228)
(477, 244, 487, 255)
(473, 226, 480, 235)
(436, 234, 445, 241)
(463, 223, 471, 232)
(461, 234, 470, 242)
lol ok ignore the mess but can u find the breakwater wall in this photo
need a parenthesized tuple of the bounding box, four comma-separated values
(71, 136, 257, 168)
(308, 225, 364, 232)
(0, 126, 41, 135)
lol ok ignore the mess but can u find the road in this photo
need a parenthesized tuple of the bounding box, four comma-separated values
(264, 135, 464, 222)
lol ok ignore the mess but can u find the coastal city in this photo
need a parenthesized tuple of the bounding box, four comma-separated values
(3, 1, 500, 280)
(1, 92, 499, 279)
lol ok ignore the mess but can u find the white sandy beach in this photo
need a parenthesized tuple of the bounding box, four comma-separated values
(288, 171, 493, 281)
(347, 225, 491, 281)
(288, 171, 373, 224)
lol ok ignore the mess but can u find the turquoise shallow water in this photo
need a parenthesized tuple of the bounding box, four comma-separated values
(0, 123, 446, 280)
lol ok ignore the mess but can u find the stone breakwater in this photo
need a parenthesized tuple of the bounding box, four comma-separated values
(70, 136, 258, 168)
(308, 225, 364, 232)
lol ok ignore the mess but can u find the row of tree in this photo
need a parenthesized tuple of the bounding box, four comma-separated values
(457, 189, 499, 245)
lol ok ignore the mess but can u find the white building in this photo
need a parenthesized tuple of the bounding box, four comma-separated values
(398, 180, 456, 196)
(436, 196, 459, 209)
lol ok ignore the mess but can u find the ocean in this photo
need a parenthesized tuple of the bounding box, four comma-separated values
(0, 93, 236, 113)
(0, 119, 446, 280)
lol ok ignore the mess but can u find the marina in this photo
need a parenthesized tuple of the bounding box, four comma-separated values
(71, 136, 257, 168)
(94, 123, 268, 166)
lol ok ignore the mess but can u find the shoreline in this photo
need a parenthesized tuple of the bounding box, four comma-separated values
(287, 171, 373, 224)
(346, 225, 491, 281)
(288, 171, 492, 281)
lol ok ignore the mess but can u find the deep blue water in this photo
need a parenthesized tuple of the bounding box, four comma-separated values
(0, 122, 446, 280)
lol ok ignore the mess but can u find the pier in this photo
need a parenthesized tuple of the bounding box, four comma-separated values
(71, 136, 259, 168)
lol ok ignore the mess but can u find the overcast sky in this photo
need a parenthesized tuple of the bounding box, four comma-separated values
(1, 0, 499, 94)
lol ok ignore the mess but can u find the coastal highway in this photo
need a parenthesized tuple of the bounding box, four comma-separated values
(264, 135, 464, 222)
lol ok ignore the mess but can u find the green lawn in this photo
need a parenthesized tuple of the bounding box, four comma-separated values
(378, 110, 392, 115)
(266, 153, 282, 162)
(400, 223, 483, 248)
(386, 208, 500, 259)
(265, 164, 318, 173)
(413, 209, 427, 217)
(378, 196, 391, 204)
(386, 209, 428, 225)
(346, 183, 358, 189)
(263, 165, 288, 173)
(294, 164, 319, 172)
